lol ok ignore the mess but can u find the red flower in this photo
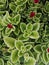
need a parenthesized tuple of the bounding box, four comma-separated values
(34, 0, 39, 3)
(7, 24, 13, 29)
(30, 12, 35, 18)
(47, 48, 49, 52)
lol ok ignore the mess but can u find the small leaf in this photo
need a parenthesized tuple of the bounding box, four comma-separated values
(20, 22, 26, 33)
(33, 16, 40, 22)
(14, 26, 20, 35)
(33, 52, 40, 61)
(21, 46, 26, 53)
(18, 51, 24, 57)
(15, 40, 24, 50)
(26, 23, 33, 32)
(30, 31, 39, 39)
(24, 53, 29, 62)
(41, 52, 48, 65)
(5, 27, 13, 35)
(3, 37, 15, 49)
(9, 2, 16, 12)
(11, 49, 19, 63)
(18, 34, 29, 41)
(33, 23, 40, 31)
(23, 30, 30, 38)
(12, 14, 21, 25)
(0, 58, 4, 65)
(34, 45, 42, 53)
(25, 57, 36, 65)
(7, 61, 12, 65)
(41, 45, 46, 52)
(25, 44, 32, 51)
(15, 0, 27, 6)
(36, 13, 42, 18)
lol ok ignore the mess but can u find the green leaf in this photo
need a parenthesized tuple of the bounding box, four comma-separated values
(23, 30, 30, 38)
(26, 23, 33, 32)
(34, 45, 42, 53)
(16, 4, 26, 13)
(15, 0, 27, 6)
(41, 52, 48, 65)
(20, 22, 26, 33)
(25, 44, 32, 51)
(12, 14, 21, 25)
(33, 16, 40, 23)
(33, 52, 40, 61)
(18, 34, 29, 41)
(36, 13, 42, 19)
(21, 46, 26, 53)
(24, 53, 29, 62)
(7, 61, 12, 65)
(25, 57, 36, 65)
(14, 26, 20, 35)
(18, 51, 24, 57)
(33, 23, 40, 31)
(5, 26, 15, 35)
(0, 58, 4, 65)
(30, 31, 39, 39)
(15, 40, 24, 50)
(45, 1, 49, 13)
(11, 49, 19, 63)
(3, 37, 15, 49)
(9, 2, 16, 12)
(41, 45, 46, 52)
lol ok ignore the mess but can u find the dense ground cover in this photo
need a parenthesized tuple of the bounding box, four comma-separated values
(0, 0, 49, 65)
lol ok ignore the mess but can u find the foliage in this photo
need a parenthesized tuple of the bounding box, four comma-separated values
(0, 0, 49, 65)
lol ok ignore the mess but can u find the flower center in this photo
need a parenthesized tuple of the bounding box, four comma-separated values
(7, 24, 13, 29)
(30, 12, 35, 18)
(34, 0, 39, 3)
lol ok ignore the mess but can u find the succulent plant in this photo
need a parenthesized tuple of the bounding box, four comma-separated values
(0, 0, 49, 65)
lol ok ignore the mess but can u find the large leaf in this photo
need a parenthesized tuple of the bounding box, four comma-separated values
(3, 37, 15, 49)
(11, 49, 19, 63)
